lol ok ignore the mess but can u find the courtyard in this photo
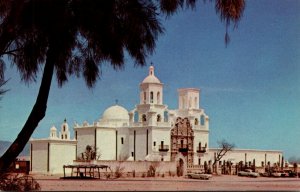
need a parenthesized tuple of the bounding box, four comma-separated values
(34, 175, 300, 191)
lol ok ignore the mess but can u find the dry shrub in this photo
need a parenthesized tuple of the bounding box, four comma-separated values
(114, 164, 125, 178)
(0, 173, 40, 191)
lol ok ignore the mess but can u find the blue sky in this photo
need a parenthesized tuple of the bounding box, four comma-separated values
(0, 0, 299, 159)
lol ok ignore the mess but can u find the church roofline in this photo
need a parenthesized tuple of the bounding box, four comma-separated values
(209, 148, 283, 153)
(178, 88, 200, 92)
(30, 138, 77, 144)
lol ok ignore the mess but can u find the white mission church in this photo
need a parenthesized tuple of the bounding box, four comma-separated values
(30, 66, 283, 174)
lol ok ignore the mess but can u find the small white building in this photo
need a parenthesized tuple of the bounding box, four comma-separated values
(30, 65, 283, 174)
(30, 119, 77, 174)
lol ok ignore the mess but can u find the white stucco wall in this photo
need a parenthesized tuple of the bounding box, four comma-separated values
(30, 141, 48, 173)
(75, 127, 95, 157)
(30, 139, 77, 174)
(49, 142, 76, 174)
(116, 127, 130, 160)
(96, 128, 116, 160)
(135, 128, 147, 161)
(206, 149, 283, 166)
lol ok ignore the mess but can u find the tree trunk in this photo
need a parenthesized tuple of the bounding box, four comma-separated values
(0, 48, 55, 173)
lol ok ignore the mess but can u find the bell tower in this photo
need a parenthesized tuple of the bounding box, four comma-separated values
(59, 118, 70, 140)
(139, 65, 164, 105)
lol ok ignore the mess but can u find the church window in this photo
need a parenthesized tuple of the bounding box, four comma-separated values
(189, 97, 192, 108)
(131, 152, 134, 157)
(63, 125, 65, 132)
(65, 134, 67, 139)
(142, 114, 147, 122)
(150, 92, 153, 103)
(198, 158, 201, 165)
(194, 97, 197, 108)
(143, 92, 146, 104)
(157, 92, 160, 104)
(164, 111, 168, 122)
(195, 118, 198, 125)
(61, 135, 63, 139)
(200, 115, 205, 125)
(157, 114, 161, 122)
(180, 140, 184, 148)
(121, 137, 124, 144)
(153, 141, 156, 146)
(75, 131, 77, 140)
(134, 111, 139, 122)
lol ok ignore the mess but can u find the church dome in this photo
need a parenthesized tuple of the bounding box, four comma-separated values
(102, 105, 129, 121)
(50, 126, 57, 131)
(142, 66, 161, 84)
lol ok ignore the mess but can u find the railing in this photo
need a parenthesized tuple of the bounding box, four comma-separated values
(178, 144, 188, 152)
(158, 145, 169, 152)
(197, 147, 206, 153)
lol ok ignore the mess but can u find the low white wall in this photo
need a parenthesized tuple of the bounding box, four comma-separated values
(74, 160, 177, 175)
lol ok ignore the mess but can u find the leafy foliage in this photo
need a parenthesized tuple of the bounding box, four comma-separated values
(0, 0, 245, 86)
(78, 145, 100, 161)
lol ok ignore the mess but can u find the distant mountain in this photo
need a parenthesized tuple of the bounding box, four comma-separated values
(0, 140, 30, 157)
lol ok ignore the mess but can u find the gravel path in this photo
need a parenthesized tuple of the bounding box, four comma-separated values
(35, 175, 300, 191)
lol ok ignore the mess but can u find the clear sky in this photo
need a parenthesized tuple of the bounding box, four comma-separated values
(0, 0, 299, 159)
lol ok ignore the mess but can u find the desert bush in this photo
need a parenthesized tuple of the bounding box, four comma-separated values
(161, 173, 165, 178)
(114, 164, 125, 178)
(0, 173, 40, 191)
(147, 165, 156, 177)
(78, 145, 101, 161)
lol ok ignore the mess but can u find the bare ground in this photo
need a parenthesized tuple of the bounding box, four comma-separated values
(34, 174, 300, 191)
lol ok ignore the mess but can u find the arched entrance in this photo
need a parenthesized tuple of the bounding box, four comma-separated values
(177, 158, 184, 176)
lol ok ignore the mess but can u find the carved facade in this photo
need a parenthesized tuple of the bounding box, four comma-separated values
(171, 117, 194, 166)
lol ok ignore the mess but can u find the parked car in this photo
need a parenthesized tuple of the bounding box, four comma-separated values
(260, 172, 271, 177)
(186, 172, 212, 180)
(271, 171, 282, 177)
(283, 170, 297, 177)
(238, 169, 259, 177)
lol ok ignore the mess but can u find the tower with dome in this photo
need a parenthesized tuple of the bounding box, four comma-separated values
(30, 65, 282, 175)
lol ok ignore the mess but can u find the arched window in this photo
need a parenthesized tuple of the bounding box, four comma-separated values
(65, 134, 67, 139)
(164, 111, 168, 122)
(63, 125, 65, 132)
(157, 114, 161, 122)
(200, 115, 205, 126)
(143, 92, 146, 104)
(150, 92, 153, 103)
(157, 92, 160, 104)
(195, 118, 198, 125)
(189, 97, 192, 108)
(142, 114, 147, 122)
(194, 97, 197, 108)
(134, 111, 139, 122)
(121, 137, 124, 144)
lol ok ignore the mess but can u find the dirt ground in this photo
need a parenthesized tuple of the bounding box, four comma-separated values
(33, 174, 300, 191)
